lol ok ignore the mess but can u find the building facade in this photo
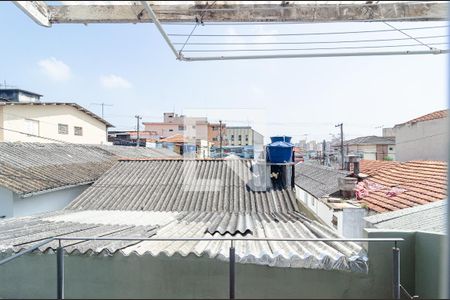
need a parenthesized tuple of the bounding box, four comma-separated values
(0, 102, 112, 144)
(226, 126, 263, 147)
(390, 109, 448, 161)
(340, 136, 396, 161)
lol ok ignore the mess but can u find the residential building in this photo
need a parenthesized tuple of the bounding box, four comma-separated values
(0, 102, 113, 144)
(108, 130, 159, 147)
(355, 160, 447, 213)
(156, 133, 209, 157)
(0, 158, 376, 299)
(226, 126, 263, 147)
(0, 88, 42, 103)
(341, 136, 396, 161)
(143, 112, 210, 141)
(294, 162, 367, 238)
(389, 109, 448, 161)
(0, 157, 446, 298)
(207, 122, 226, 146)
(365, 200, 446, 233)
(0, 143, 179, 218)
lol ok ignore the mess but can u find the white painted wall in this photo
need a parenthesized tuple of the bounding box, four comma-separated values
(295, 186, 367, 238)
(0, 187, 14, 219)
(12, 185, 89, 217)
(0, 105, 108, 144)
(394, 117, 448, 161)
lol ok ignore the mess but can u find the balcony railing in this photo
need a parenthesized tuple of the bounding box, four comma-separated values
(0, 236, 405, 299)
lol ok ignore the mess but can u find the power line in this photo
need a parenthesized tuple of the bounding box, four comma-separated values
(91, 102, 113, 119)
(168, 25, 448, 37)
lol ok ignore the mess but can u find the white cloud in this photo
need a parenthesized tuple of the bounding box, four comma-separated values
(38, 57, 71, 81)
(100, 74, 132, 89)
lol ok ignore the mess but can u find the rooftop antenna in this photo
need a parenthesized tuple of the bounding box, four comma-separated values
(91, 102, 113, 119)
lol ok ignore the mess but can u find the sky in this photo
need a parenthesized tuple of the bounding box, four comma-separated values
(0, 2, 448, 143)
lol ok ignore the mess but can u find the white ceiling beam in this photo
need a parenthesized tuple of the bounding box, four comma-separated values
(48, 1, 448, 24)
(13, 1, 50, 27)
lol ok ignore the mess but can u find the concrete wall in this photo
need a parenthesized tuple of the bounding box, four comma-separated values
(0, 229, 443, 299)
(366, 229, 446, 299)
(415, 231, 446, 298)
(1, 105, 107, 144)
(0, 246, 392, 299)
(12, 185, 89, 218)
(394, 117, 448, 161)
(0, 186, 14, 218)
(295, 186, 366, 238)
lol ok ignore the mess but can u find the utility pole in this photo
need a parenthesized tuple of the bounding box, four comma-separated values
(91, 102, 113, 119)
(135, 115, 142, 147)
(335, 123, 344, 170)
(219, 120, 223, 158)
(322, 139, 326, 166)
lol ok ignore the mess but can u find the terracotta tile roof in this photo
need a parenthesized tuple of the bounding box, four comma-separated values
(159, 134, 188, 143)
(397, 109, 448, 126)
(358, 160, 400, 176)
(357, 160, 447, 213)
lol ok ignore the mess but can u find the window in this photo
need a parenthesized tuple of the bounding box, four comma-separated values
(178, 125, 185, 131)
(245, 135, 249, 141)
(231, 135, 234, 141)
(212, 126, 218, 131)
(389, 147, 394, 151)
(238, 135, 242, 141)
(58, 123, 68, 135)
(74, 126, 83, 136)
(169, 129, 174, 132)
(24, 119, 39, 136)
(212, 137, 218, 141)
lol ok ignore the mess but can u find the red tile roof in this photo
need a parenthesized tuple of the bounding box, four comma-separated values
(357, 160, 447, 213)
(358, 160, 400, 176)
(159, 134, 189, 143)
(398, 109, 448, 126)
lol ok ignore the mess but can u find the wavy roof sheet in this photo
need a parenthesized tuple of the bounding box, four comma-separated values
(0, 143, 179, 196)
(0, 209, 367, 272)
(0, 159, 368, 272)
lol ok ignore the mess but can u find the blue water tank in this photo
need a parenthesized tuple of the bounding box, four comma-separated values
(270, 136, 292, 143)
(266, 141, 293, 163)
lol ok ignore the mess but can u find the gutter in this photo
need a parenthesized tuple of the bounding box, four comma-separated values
(19, 181, 95, 198)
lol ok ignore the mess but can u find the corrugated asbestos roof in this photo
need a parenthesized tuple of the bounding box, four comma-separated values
(364, 200, 446, 233)
(0, 159, 368, 272)
(295, 162, 350, 199)
(0, 143, 179, 196)
(0, 210, 367, 272)
(344, 136, 395, 146)
(358, 161, 447, 213)
(68, 159, 299, 213)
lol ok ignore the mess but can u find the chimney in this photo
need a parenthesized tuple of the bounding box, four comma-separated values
(338, 176, 357, 199)
(346, 154, 361, 173)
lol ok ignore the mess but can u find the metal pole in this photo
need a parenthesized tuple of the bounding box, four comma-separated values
(219, 120, 223, 158)
(393, 243, 400, 300)
(183, 49, 449, 62)
(229, 240, 235, 299)
(335, 123, 344, 170)
(141, 1, 181, 60)
(135, 115, 142, 148)
(57, 242, 64, 300)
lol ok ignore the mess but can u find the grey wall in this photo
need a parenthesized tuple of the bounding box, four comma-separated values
(12, 185, 89, 217)
(394, 117, 448, 161)
(0, 230, 443, 299)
